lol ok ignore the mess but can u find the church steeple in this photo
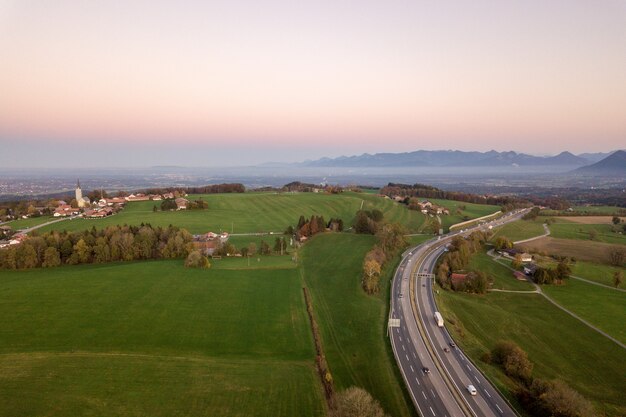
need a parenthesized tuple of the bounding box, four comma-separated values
(77, 179, 81, 189)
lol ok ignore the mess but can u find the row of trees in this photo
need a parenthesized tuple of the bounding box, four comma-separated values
(380, 183, 526, 209)
(532, 262, 571, 285)
(0, 224, 194, 270)
(158, 198, 208, 211)
(295, 215, 344, 238)
(362, 223, 407, 295)
(435, 231, 492, 293)
(145, 183, 245, 195)
(484, 340, 594, 417)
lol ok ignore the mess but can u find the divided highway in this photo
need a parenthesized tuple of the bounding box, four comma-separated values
(389, 210, 530, 417)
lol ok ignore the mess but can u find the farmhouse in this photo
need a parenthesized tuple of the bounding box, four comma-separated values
(54, 204, 79, 217)
(175, 198, 189, 210)
(450, 273, 468, 286)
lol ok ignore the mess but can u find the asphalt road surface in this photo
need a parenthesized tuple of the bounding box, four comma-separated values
(389, 209, 530, 417)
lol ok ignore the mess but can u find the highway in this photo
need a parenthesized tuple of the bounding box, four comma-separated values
(389, 209, 530, 417)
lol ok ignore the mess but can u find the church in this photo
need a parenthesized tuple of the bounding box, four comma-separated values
(75, 179, 90, 208)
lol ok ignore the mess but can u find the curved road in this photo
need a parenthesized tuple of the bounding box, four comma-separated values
(389, 209, 530, 417)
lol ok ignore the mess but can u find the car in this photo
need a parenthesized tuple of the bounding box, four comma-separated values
(422, 367, 431, 374)
(443, 347, 450, 352)
(449, 342, 456, 348)
(467, 385, 477, 396)
(422, 284, 426, 287)
(398, 293, 403, 298)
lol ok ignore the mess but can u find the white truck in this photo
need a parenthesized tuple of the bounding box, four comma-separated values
(434, 311, 444, 327)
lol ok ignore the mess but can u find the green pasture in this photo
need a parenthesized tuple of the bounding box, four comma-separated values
(0, 260, 323, 417)
(436, 291, 626, 417)
(4, 215, 55, 230)
(301, 234, 415, 417)
(570, 261, 625, 287)
(490, 220, 546, 242)
(547, 222, 626, 245)
(469, 251, 535, 291)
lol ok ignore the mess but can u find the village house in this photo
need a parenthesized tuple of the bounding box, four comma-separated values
(175, 198, 189, 210)
(54, 204, 79, 217)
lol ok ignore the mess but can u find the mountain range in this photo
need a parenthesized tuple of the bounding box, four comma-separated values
(296, 150, 620, 169)
(572, 150, 626, 175)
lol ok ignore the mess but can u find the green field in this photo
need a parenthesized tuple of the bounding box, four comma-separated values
(490, 220, 546, 242)
(4, 215, 56, 230)
(542, 279, 626, 344)
(570, 261, 625, 286)
(548, 222, 626, 245)
(469, 251, 535, 291)
(36, 192, 427, 235)
(301, 234, 414, 417)
(436, 291, 626, 417)
(427, 198, 501, 231)
(571, 205, 626, 215)
(0, 260, 324, 417)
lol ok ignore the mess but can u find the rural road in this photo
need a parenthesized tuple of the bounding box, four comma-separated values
(512, 223, 550, 245)
(18, 216, 78, 234)
(389, 209, 529, 417)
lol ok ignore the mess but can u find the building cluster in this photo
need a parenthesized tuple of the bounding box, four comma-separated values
(191, 231, 230, 256)
(52, 181, 189, 218)
(386, 195, 451, 216)
(0, 228, 27, 249)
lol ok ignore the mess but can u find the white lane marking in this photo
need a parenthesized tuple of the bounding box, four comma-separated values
(412, 351, 417, 358)
(396, 328, 399, 334)
(496, 404, 503, 414)
(421, 391, 427, 400)
(402, 344, 406, 351)
(405, 354, 409, 361)
(430, 389, 436, 398)
(399, 336, 402, 342)
(474, 375, 479, 383)
(415, 377, 420, 386)
(429, 406, 436, 416)
(410, 365, 414, 373)
(484, 389, 491, 398)
(466, 364, 471, 371)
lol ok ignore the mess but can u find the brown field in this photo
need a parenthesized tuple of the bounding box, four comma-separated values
(559, 216, 626, 224)
(516, 237, 624, 264)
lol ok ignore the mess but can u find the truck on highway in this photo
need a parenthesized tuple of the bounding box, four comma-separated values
(434, 311, 444, 327)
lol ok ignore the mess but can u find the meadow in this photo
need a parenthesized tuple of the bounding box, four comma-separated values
(570, 261, 625, 286)
(541, 278, 625, 344)
(300, 234, 415, 417)
(517, 237, 624, 265)
(37, 192, 428, 235)
(4, 215, 55, 230)
(489, 219, 546, 242)
(0, 260, 324, 417)
(436, 290, 626, 417)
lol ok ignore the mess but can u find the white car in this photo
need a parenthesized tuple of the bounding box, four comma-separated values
(467, 385, 477, 396)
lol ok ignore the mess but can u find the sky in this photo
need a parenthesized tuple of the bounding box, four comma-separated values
(1, 0, 625, 167)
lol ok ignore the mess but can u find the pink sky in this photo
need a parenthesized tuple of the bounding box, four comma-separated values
(1, 0, 625, 165)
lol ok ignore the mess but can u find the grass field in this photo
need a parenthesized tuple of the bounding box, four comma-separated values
(4, 215, 55, 230)
(436, 291, 626, 417)
(427, 198, 501, 231)
(542, 279, 626, 344)
(571, 205, 626, 215)
(548, 222, 626, 245)
(36, 192, 427, 235)
(570, 261, 625, 286)
(489, 220, 546, 242)
(0, 260, 324, 417)
(301, 234, 415, 417)
(469, 251, 535, 291)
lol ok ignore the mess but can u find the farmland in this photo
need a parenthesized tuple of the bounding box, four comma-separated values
(516, 236, 624, 265)
(36, 192, 428, 235)
(436, 290, 626, 417)
(301, 234, 415, 417)
(0, 260, 324, 417)
(570, 261, 625, 286)
(489, 219, 546, 242)
(542, 278, 626, 344)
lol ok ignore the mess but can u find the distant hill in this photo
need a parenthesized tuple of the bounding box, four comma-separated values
(573, 150, 626, 175)
(297, 149, 592, 168)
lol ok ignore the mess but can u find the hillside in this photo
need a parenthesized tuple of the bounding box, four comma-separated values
(573, 150, 626, 175)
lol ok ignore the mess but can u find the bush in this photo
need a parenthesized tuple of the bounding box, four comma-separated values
(492, 340, 533, 382)
(184, 250, 210, 269)
(332, 387, 388, 417)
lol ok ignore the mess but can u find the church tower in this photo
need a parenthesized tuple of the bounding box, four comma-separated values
(75, 179, 85, 207)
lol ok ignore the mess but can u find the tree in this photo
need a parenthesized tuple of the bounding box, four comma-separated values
(555, 261, 571, 283)
(153, 205, 157, 212)
(333, 386, 388, 417)
(532, 379, 595, 417)
(612, 216, 621, 225)
(73, 239, 92, 264)
(491, 340, 533, 382)
(184, 250, 210, 268)
(613, 270, 623, 288)
(16, 244, 38, 269)
(609, 247, 625, 266)
(160, 199, 178, 211)
(247, 242, 257, 257)
(588, 229, 598, 241)
(42, 247, 61, 268)
(494, 236, 513, 251)
(511, 254, 523, 269)
(260, 240, 271, 255)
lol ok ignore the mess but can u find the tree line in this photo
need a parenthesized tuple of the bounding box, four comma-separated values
(435, 231, 491, 294)
(144, 183, 245, 195)
(380, 183, 527, 210)
(0, 224, 193, 270)
(484, 340, 594, 417)
(292, 215, 344, 239)
(362, 223, 407, 295)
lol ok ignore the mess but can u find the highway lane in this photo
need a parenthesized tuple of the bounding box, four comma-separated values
(389, 209, 529, 417)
